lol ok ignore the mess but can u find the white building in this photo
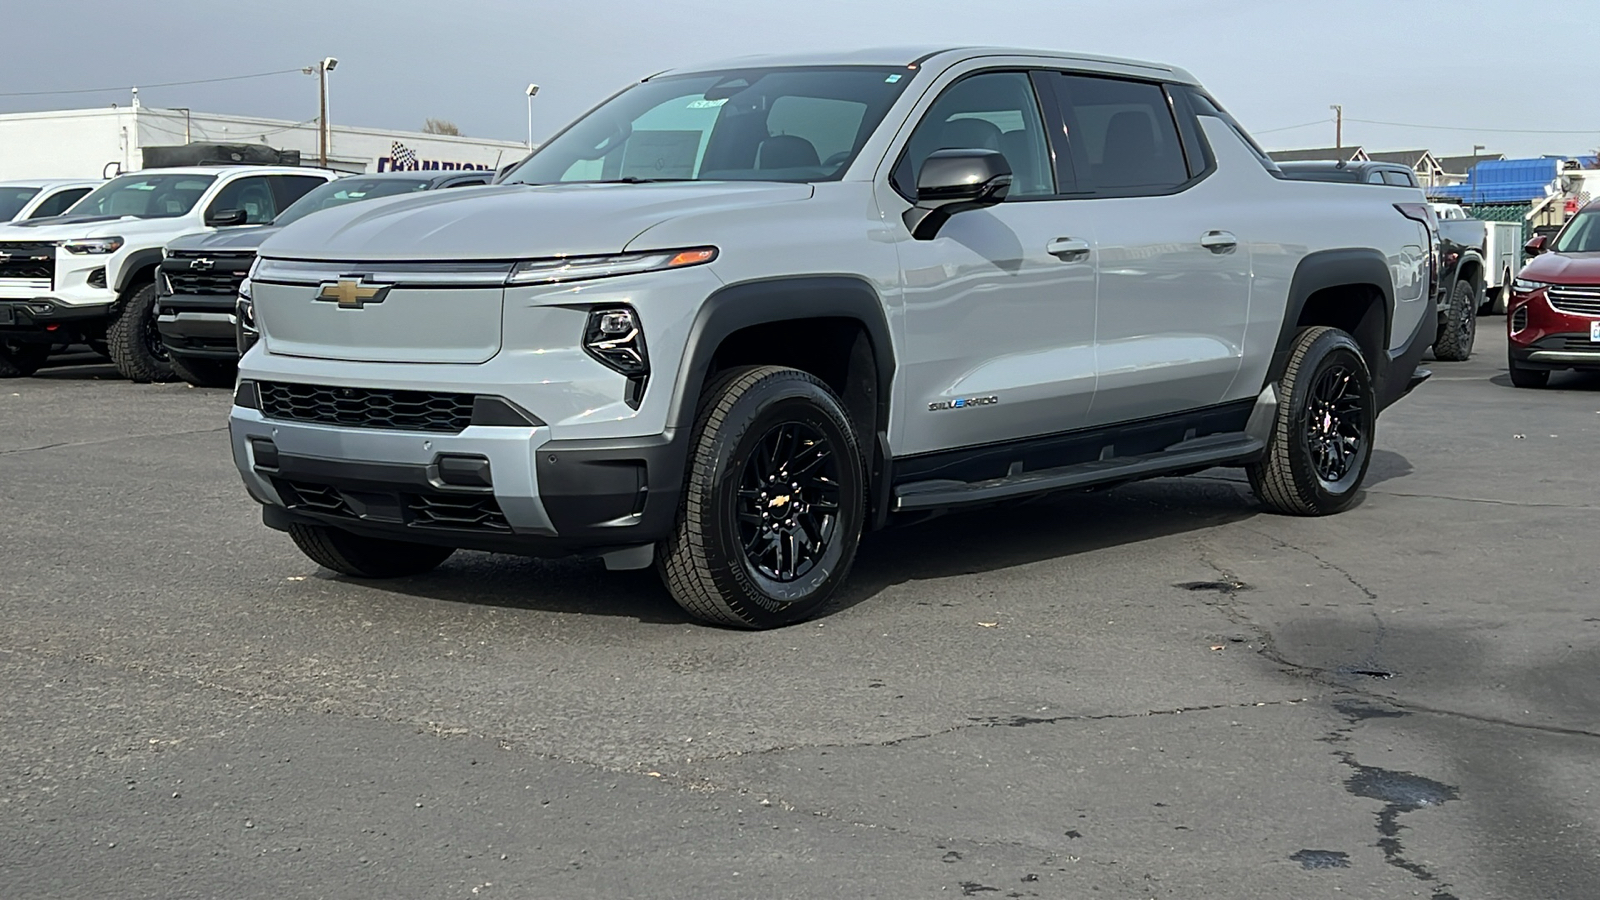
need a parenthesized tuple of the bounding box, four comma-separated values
(0, 101, 529, 179)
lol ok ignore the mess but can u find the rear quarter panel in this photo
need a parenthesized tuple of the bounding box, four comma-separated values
(1202, 118, 1429, 400)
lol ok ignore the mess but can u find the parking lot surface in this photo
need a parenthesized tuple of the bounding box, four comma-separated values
(3, 339, 1597, 899)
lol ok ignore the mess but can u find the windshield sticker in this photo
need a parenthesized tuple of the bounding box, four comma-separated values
(687, 98, 728, 109)
(620, 130, 702, 179)
(885, 74, 903, 83)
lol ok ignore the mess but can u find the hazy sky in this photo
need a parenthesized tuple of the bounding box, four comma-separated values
(4, 0, 1596, 160)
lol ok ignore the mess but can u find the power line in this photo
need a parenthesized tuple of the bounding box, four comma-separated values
(0, 68, 304, 98)
(1253, 119, 1332, 135)
(1346, 117, 1600, 136)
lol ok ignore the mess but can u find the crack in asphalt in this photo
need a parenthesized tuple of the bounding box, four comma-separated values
(0, 425, 229, 457)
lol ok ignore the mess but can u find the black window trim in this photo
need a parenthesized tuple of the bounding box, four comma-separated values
(1038, 70, 1215, 201)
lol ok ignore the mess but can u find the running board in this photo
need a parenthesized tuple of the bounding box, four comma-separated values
(893, 433, 1265, 512)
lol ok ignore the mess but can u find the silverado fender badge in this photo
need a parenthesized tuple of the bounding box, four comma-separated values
(315, 277, 392, 310)
(929, 395, 999, 411)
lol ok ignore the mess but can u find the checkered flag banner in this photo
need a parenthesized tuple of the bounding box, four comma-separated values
(391, 141, 419, 171)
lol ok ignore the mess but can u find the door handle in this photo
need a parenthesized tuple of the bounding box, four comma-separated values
(1047, 237, 1091, 260)
(1200, 231, 1238, 253)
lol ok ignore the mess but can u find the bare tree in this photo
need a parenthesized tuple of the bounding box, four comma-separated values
(422, 119, 462, 136)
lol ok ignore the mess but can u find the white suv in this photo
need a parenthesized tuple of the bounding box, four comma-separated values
(0, 180, 101, 223)
(0, 166, 334, 379)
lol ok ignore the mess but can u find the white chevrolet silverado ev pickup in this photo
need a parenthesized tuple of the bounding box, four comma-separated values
(229, 47, 1434, 628)
(0, 166, 332, 379)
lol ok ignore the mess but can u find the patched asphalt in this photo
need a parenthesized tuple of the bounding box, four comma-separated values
(2, 337, 1597, 899)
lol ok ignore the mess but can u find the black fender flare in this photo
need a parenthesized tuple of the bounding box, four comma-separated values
(113, 248, 165, 296)
(1267, 248, 1394, 386)
(669, 274, 898, 527)
(1444, 250, 1486, 303)
(666, 274, 897, 434)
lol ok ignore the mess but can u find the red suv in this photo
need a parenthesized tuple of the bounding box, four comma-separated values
(1507, 202, 1600, 387)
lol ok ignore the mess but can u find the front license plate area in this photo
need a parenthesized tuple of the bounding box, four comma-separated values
(1591, 320, 1600, 342)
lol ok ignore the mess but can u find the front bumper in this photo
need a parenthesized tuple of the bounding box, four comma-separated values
(230, 399, 684, 559)
(1508, 287, 1600, 370)
(0, 297, 113, 341)
(156, 293, 238, 360)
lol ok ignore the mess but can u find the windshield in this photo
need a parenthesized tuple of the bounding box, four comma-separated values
(0, 187, 42, 220)
(272, 176, 433, 227)
(1554, 210, 1600, 253)
(68, 173, 217, 219)
(505, 66, 914, 185)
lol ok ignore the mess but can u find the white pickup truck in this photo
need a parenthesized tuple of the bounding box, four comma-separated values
(1433, 202, 1522, 314)
(0, 165, 333, 379)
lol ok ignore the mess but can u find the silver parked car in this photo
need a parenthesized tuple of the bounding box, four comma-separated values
(230, 47, 1435, 628)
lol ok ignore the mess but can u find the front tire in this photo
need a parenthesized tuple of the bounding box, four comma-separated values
(658, 366, 865, 629)
(287, 523, 455, 578)
(1248, 326, 1375, 516)
(1507, 344, 1549, 388)
(1433, 279, 1477, 361)
(106, 282, 176, 383)
(168, 354, 237, 388)
(0, 340, 50, 378)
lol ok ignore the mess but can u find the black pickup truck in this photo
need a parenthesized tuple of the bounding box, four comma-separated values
(155, 169, 493, 386)
(1278, 160, 1486, 361)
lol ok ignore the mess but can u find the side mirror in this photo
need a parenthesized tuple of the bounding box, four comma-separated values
(903, 149, 1012, 241)
(207, 208, 248, 227)
(1524, 234, 1548, 256)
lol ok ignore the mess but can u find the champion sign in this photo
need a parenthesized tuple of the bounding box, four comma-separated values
(376, 141, 493, 173)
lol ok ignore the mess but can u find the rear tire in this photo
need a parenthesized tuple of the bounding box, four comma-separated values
(287, 523, 455, 578)
(0, 340, 50, 378)
(1507, 345, 1549, 388)
(1248, 326, 1375, 516)
(657, 366, 865, 629)
(1433, 279, 1476, 361)
(106, 282, 176, 383)
(168, 354, 237, 388)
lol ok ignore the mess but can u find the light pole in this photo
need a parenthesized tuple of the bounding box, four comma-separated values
(525, 84, 540, 149)
(1330, 104, 1343, 149)
(304, 57, 339, 166)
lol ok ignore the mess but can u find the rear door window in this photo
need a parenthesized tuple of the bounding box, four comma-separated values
(30, 187, 92, 218)
(270, 175, 331, 211)
(1045, 74, 1189, 195)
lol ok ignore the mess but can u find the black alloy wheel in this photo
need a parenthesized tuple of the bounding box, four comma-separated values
(1304, 362, 1367, 488)
(736, 420, 842, 583)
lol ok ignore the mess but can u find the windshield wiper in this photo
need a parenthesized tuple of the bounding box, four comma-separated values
(591, 177, 692, 184)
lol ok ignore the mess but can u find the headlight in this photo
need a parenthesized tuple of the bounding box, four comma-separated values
(506, 246, 717, 286)
(1511, 277, 1548, 292)
(61, 236, 124, 255)
(237, 275, 252, 301)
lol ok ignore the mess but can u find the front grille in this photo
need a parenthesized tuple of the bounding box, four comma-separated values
(1547, 285, 1600, 316)
(258, 381, 476, 433)
(0, 242, 55, 284)
(276, 478, 510, 533)
(165, 252, 253, 296)
(407, 494, 511, 531)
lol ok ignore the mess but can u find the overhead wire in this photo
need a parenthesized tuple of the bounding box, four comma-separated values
(0, 68, 305, 98)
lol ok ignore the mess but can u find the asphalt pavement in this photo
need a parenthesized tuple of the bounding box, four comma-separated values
(2, 336, 1597, 899)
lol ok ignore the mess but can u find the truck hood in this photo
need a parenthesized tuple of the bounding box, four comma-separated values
(0, 215, 222, 242)
(166, 225, 278, 254)
(1523, 251, 1600, 286)
(257, 181, 814, 261)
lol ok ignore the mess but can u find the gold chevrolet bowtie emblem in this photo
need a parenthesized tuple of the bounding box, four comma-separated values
(315, 278, 391, 310)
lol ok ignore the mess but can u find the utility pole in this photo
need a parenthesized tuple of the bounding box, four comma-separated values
(305, 57, 339, 167)
(1330, 104, 1343, 149)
